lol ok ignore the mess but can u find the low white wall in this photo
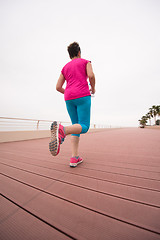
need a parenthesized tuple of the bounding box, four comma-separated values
(0, 130, 50, 143)
(0, 128, 119, 143)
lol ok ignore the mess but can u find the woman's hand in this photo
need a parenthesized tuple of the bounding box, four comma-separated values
(90, 87, 96, 95)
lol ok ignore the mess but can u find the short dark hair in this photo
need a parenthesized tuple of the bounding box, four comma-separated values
(67, 42, 81, 59)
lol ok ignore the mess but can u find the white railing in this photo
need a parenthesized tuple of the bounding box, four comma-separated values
(0, 117, 114, 132)
(0, 117, 71, 131)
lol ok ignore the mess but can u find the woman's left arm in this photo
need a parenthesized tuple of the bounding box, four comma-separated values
(56, 73, 65, 94)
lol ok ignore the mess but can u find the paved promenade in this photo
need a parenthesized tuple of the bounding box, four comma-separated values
(0, 128, 160, 240)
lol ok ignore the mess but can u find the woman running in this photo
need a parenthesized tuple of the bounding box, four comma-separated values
(49, 42, 96, 167)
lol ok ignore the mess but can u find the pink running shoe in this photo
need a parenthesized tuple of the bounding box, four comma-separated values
(49, 121, 66, 156)
(70, 157, 83, 167)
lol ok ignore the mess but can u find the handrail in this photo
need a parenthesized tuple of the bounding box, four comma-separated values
(0, 117, 68, 123)
(0, 117, 71, 131)
(0, 117, 115, 131)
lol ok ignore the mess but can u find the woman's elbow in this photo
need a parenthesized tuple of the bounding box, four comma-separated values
(56, 85, 61, 92)
(56, 85, 64, 94)
(89, 73, 95, 81)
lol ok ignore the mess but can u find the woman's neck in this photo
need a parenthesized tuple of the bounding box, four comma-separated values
(71, 56, 81, 60)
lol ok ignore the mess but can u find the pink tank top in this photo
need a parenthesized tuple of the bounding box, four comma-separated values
(61, 58, 91, 101)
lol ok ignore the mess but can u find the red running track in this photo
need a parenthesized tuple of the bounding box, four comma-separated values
(0, 128, 160, 240)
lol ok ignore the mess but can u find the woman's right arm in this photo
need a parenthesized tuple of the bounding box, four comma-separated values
(56, 73, 65, 94)
(86, 62, 96, 94)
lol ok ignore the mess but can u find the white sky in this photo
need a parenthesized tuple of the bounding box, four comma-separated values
(0, 0, 160, 127)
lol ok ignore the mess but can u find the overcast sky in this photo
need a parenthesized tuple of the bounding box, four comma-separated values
(0, 0, 160, 127)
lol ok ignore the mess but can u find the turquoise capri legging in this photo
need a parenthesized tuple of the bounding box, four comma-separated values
(65, 95, 91, 137)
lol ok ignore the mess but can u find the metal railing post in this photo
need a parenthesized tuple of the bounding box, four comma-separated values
(37, 120, 40, 130)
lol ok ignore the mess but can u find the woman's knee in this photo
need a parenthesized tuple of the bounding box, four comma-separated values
(80, 124, 90, 134)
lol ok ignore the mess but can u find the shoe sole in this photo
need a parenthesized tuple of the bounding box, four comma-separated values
(70, 160, 83, 167)
(49, 121, 59, 156)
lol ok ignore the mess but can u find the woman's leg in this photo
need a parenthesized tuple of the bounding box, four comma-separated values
(65, 96, 91, 157)
(65, 96, 91, 136)
(49, 122, 81, 157)
(49, 96, 91, 157)
(77, 96, 91, 134)
(65, 124, 82, 135)
(71, 135, 80, 157)
(65, 100, 81, 157)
